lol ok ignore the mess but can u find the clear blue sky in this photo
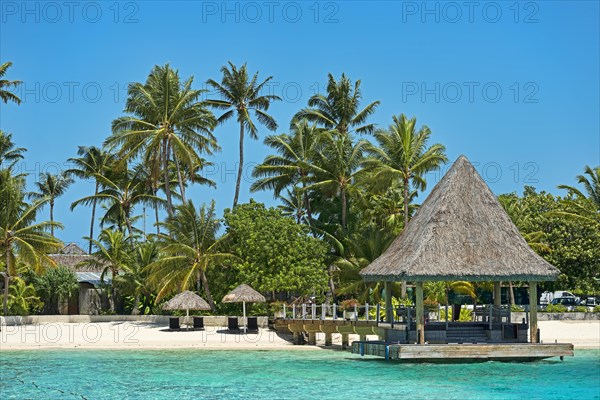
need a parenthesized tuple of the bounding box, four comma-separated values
(1, 1, 599, 246)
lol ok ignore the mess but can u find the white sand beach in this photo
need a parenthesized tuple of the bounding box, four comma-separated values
(1, 320, 597, 351)
(539, 321, 600, 349)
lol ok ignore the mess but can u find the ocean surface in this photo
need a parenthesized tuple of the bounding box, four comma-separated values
(1, 349, 598, 399)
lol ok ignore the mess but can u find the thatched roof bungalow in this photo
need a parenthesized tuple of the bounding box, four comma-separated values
(359, 155, 560, 344)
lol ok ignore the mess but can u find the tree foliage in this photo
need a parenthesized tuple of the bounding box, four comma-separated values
(223, 201, 328, 297)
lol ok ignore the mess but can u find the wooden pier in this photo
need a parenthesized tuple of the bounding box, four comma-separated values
(351, 341, 574, 362)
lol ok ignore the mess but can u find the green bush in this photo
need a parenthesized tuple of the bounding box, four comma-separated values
(545, 304, 567, 313)
(573, 306, 587, 313)
(593, 306, 600, 313)
(439, 307, 472, 321)
(510, 305, 525, 312)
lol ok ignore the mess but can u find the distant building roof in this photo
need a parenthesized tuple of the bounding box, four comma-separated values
(49, 242, 104, 272)
(76, 271, 112, 287)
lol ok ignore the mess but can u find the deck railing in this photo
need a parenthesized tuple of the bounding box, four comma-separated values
(278, 303, 518, 327)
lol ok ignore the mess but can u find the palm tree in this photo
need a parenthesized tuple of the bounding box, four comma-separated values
(305, 132, 368, 229)
(67, 146, 116, 253)
(365, 114, 447, 229)
(147, 200, 232, 311)
(30, 172, 74, 237)
(116, 241, 157, 315)
(335, 225, 398, 303)
(71, 168, 165, 237)
(0, 62, 22, 105)
(207, 62, 281, 207)
(364, 114, 446, 297)
(294, 73, 380, 137)
(107, 64, 217, 217)
(0, 131, 26, 169)
(559, 166, 600, 207)
(82, 229, 131, 312)
(0, 174, 62, 314)
(252, 120, 322, 222)
(556, 165, 600, 223)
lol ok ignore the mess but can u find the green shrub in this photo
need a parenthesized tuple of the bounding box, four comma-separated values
(545, 304, 567, 313)
(439, 307, 472, 321)
(593, 306, 600, 313)
(573, 306, 587, 313)
(510, 304, 525, 312)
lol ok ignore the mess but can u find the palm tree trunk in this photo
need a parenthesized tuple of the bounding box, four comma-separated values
(200, 271, 216, 312)
(3, 249, 10, 315)
(508, 281, 515, 306)
(162, 137, 174, 217)
(233, 122, 244, 208)
(401, 176, 410, 298)
(154, 203, 160, 235)
(132, 293, 140, 315)
(173, 153, 187, 203)
(50, 199, 55, 237)
(89, 182, 99, 253)
(341, 188, 347, 229)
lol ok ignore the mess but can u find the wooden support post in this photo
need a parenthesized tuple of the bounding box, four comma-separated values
(302, 303, 306, 319)
(321, 304, 326, 320)
(333, 304, 337, 320)
(384, 281, 392, 323)
(493, 281, 502, 322)
(292, 304, 296, 319)
(312, 303, 316, 320)
(365, 303, 369, 321)
(308, 331, 316, 345)
(416, 281, 425, 345)
(325, 332, 332, 346)
(529, 281, 538, 343)
(341, 333, 349, 349)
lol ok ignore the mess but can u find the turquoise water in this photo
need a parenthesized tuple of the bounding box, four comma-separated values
(1, 350, 599, 399)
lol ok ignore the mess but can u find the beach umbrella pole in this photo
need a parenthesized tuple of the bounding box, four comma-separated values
(243, 301, 247, 334)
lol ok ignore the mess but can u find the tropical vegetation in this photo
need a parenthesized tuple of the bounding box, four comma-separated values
(0, 61, 597, 316)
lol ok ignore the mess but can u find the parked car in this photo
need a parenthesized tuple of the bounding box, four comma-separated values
(551, 297, 578, 311)
(540, 291, 581, 305)
(583, 297, 597, 310)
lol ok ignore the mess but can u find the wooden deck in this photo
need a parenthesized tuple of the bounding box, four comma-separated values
(351, 341, 574, 362)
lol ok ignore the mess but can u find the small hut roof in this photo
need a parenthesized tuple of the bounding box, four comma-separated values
(162, 291, 211, 311)
(222, 284, 266, 303)
(360, 155, 560, 282)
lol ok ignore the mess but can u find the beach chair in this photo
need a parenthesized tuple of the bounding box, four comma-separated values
(193, 316, 204, 331)
(247, 316, 259, 333)
(228, 316, 240, 332)
(169, 317, 181, 331)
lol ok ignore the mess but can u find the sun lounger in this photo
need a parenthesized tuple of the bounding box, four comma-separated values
(228, 316, 240, 332)
(193, 316, 204, 330)
(169, 317, 181, 331)
(247, 316, 259, 333)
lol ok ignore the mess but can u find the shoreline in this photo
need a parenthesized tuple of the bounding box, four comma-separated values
(1, 320, 598, 351)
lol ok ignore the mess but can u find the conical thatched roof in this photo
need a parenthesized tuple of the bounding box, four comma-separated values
(360, 155, 560, 282)
(222, 284, 266, 303)
(162, 291, 211, 311)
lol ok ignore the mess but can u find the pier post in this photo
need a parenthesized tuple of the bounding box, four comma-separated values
(308, 331, 316, 345)
(341, 333, 349, 349)
(325, 332, 332, 346)
(416, 281, 424, 344)
(529, 281, 538, 343)
(384, 281, 392, 323)
(493, 281, 502, 322)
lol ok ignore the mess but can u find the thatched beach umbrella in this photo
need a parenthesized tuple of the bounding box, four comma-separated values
(162, 291, 211, 317)
(222, 284, 266, 333)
